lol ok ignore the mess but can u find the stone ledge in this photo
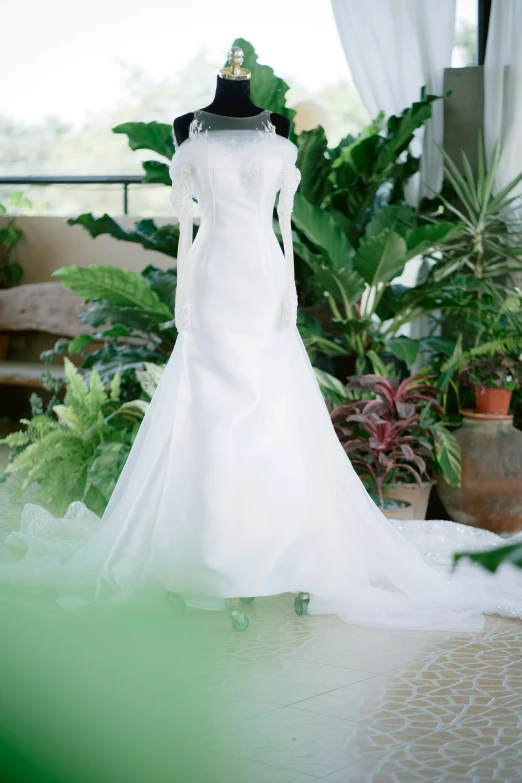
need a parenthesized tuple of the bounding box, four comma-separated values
(0, 361, 65, 388)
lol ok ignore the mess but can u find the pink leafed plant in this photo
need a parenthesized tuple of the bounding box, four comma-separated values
(330, 375, 444, 507)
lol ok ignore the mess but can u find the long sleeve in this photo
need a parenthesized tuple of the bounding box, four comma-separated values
(277, 162, 301, 327)
(169, 156, 194, 331)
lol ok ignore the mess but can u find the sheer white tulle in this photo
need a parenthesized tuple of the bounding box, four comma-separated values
(2, 118, 522, 631)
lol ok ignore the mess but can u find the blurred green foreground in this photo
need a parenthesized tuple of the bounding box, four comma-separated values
(0, 592, 233, 783)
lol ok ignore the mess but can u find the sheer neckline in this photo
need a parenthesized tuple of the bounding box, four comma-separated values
(197, 109, 271, 121)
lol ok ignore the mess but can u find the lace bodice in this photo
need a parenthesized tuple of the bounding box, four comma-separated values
(169, 111, 301, 331)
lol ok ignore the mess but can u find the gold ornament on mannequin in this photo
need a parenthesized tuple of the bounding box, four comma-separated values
(219, 46, 251, 81)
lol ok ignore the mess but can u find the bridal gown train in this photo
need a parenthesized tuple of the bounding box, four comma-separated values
(2, 110, 522, 630)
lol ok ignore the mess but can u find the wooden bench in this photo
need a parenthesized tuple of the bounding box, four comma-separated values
(0, 361, 65, 388)
(0, 282, 91, 391)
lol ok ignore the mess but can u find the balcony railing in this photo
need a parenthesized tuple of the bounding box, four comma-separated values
(0, 175, 145, 215)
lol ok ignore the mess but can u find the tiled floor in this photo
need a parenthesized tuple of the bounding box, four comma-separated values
(1, 444, 522, 782)
(204, 597, 522, 782)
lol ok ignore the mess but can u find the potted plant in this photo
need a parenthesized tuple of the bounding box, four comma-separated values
(459, 354, 522, 416)
(330, 374, 461, 520)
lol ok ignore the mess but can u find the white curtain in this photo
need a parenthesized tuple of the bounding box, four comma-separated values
(330, 0, 456, 203)
(484, 0, 522, 199)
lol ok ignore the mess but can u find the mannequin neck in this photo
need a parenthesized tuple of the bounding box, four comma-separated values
(203, 77, 264, 117)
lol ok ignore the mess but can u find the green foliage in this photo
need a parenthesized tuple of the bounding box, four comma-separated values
(329, 373, 461, 497)
(434, 138, 522, 281)
(0, 191, 34, 288)
(454, 542, 522, 573)
(426, 418, 462, 488)
(231, 38, 295, 126)
(112, 121, 175, 158)
(47, 264, 176, 395)
(54, 264, 173, 316)
(1, 359, 164, 515)
(438, 289, 522, 390)
(67, 214, 180, 259)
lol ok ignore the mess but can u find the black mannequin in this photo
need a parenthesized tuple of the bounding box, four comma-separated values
(173, 76, 290, 147)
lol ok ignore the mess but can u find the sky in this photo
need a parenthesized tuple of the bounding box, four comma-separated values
(3, 0, 350, 127)
(2, 0, 477, 129)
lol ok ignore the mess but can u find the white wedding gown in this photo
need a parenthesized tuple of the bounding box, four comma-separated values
(2, 110, 522, 631)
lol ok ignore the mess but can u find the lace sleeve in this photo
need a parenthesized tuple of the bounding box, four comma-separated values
(169, 156, 194, 331)
(277, 162, 301, 327)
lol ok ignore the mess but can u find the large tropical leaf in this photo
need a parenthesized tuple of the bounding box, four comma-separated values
(292, 193, 355, 269)
(454, 542, 522, 573)
(432, 422, 461, 487)
(142, 160, 171, 186)
(79, 303, 173, 333)
(314, 267, 366, 314)
(297, 127, 332, 206)
(112, 121, 175, 160)
(140, 265, 177, 308)
(231, 38, 294, 121)
(313, 368, 349, 407)
(67, 214, 180, 258)
(54, 265, 173, 318)
(365, 204, 417, 239)
(405, 222, 463, 260)
(387, 336, 420, 368)
(332, 134, 381, 177)
(376, 95, 438, 172)
(354, 229, 407, 287)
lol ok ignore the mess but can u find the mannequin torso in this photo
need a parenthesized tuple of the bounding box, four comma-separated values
(173, 77, 290, 147)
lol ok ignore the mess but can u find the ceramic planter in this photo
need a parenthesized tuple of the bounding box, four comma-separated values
(381, 501, 414, 521)
(382, 480, 435, 520)
(474, 385, 512, 416)
(436, 410, 522, 534)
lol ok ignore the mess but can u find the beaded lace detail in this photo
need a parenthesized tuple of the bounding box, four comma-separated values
(277, 163, 302, 327)
(187, 110, 276, 153)
(169, 163, 194, 331)
(169, 165, 193, 220)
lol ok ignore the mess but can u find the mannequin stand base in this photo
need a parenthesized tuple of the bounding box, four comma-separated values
(165, 591, 311, 631)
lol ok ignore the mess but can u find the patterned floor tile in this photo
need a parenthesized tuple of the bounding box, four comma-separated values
(320, 698, 522, 781)
(292, 644, 522, 728)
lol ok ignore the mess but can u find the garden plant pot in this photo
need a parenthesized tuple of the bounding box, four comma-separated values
(436, 410, 522, 534)
(381, 500, 414, 521)
(382, 480, 435, 520)
(474, 385, 512, 416)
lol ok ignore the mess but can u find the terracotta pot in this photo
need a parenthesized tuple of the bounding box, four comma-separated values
(383, 480, 435, 520)
(381, 501, 414, 521)
(0, 332, 9, 361)
(474, 385, 512, 416)
(436, 410, 522, 534)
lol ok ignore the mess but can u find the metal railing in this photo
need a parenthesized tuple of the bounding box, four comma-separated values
(0, 175, 146, 215)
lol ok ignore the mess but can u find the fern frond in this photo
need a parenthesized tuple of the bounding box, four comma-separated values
(469, 337, 522, 358)
(109, 369, 121, 403)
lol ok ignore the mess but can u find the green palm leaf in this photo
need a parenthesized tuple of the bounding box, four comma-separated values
(354, 229, 407, 287)
(54, 265, 173, 320)
(113, 121, 174, 160)
(292, 193, 355, 269)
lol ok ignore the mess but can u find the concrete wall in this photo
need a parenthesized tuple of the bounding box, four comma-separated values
(443, 66, 484, 173)
(0, 215, 177, 284)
